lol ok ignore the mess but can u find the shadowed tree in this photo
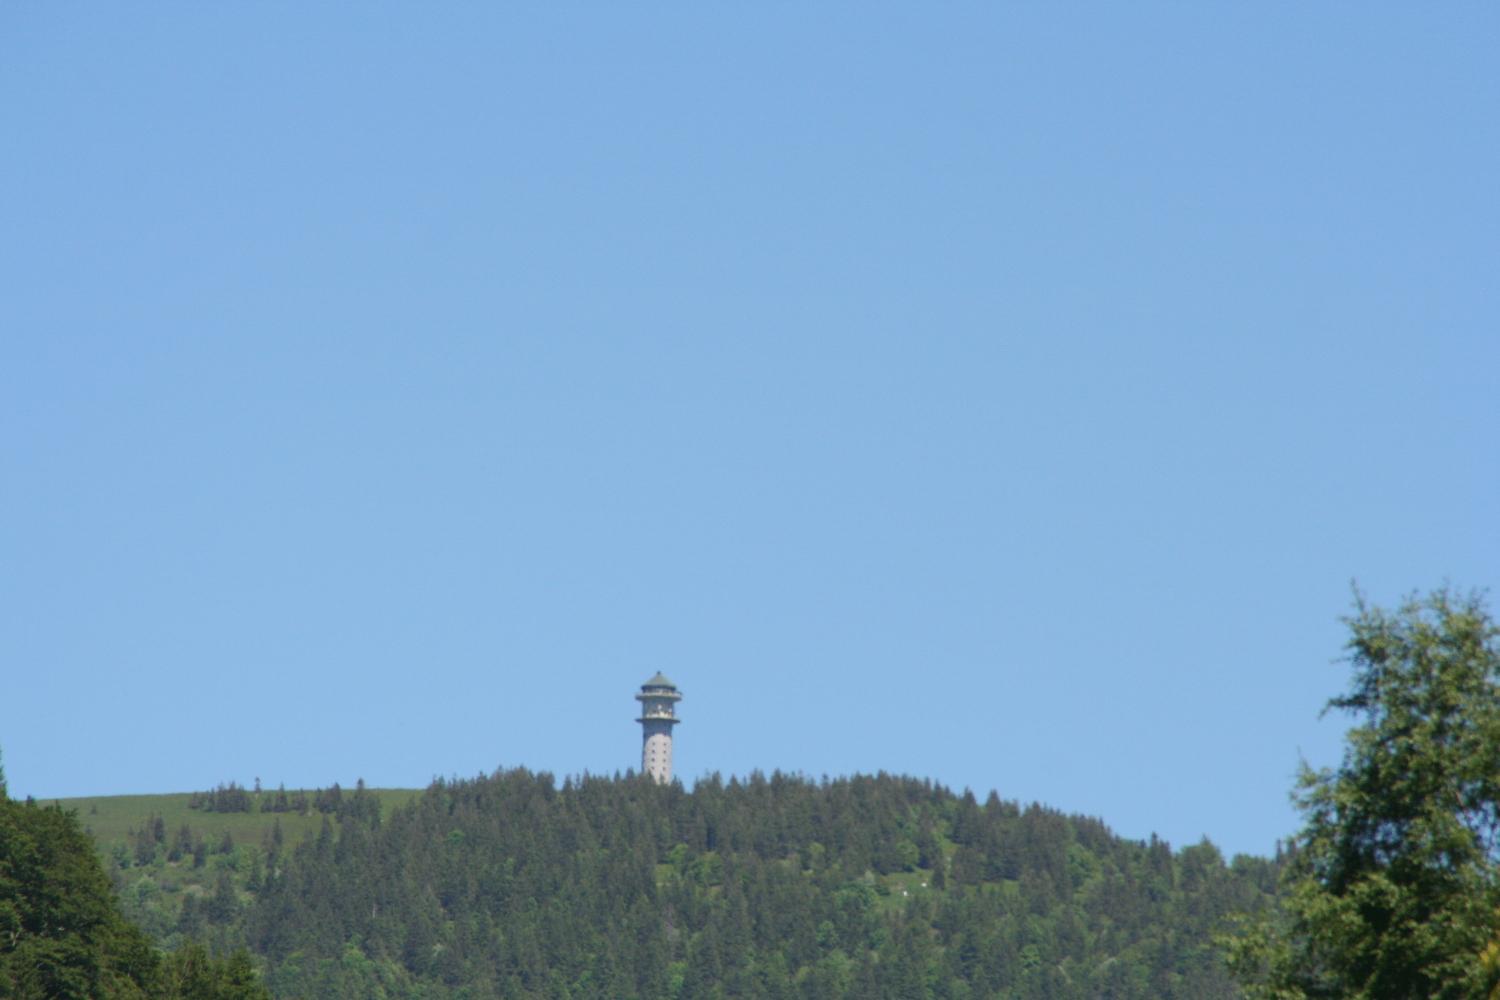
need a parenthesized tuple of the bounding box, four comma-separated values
(0, 795, 268, 999)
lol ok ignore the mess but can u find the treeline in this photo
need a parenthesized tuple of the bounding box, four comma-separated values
(124, 813, 226, 868)
(227, 769, 1277, 999)
(189, 781, 375, 819)
(0, 793, 268, 999)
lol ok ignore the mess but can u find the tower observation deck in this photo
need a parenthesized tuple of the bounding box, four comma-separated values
(636, 672, 681, 783)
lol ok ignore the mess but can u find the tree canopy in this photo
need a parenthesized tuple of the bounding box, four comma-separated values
(1228, 588, 1500, 999)
(113, 769, 1275, 999)
(0, 794, 269, 1000)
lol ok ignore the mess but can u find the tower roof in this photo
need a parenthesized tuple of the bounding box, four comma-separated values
(641, 671, 677, 690)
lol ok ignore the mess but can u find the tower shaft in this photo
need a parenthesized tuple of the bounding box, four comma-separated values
(635, 673, 681, 783)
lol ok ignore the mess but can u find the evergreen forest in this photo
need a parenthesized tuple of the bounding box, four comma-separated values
(14, 585, 1494, 999)
(94, 769, 1278, 999)
(0, 792, 267, 999)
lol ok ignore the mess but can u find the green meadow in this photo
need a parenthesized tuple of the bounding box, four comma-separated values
(46, 789, 422, 852)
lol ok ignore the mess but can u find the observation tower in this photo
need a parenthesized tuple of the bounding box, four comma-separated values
(636, 673, 681, 783)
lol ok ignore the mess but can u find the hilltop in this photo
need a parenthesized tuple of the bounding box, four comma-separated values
(54, 769, 1279, 999)
(53, 786, 421, 853)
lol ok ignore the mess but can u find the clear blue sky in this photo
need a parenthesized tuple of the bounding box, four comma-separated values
(3, 5, 1496, 859)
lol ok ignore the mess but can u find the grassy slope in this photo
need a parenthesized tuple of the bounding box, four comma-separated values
(47, 789, 422, 850)
(55, 788, 951, 936)
(39, 789, 426, 951)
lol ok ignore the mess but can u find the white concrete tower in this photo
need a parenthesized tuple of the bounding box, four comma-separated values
(636, 672, 681, 783)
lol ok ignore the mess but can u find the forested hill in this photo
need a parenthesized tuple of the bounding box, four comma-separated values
(103, 769, 1280, 999)
(0, 793, 268, 999)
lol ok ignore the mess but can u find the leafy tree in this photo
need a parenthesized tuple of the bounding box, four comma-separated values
(1228, 588, 1500, 999)
(0, 795, 269, 998)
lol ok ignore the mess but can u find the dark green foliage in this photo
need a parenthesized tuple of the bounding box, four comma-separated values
(223, 769, 1273, 999)
(0, 795, 269, 999)
(0, 797, 150, 999)
(161, 944, 268, 1000)
(1227, 588, 1500, 999)
(190, 783, 255, 814)
(170, 822, 194, 863)
(256, 785, 311, 816)
(189, 780, 358, 820)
